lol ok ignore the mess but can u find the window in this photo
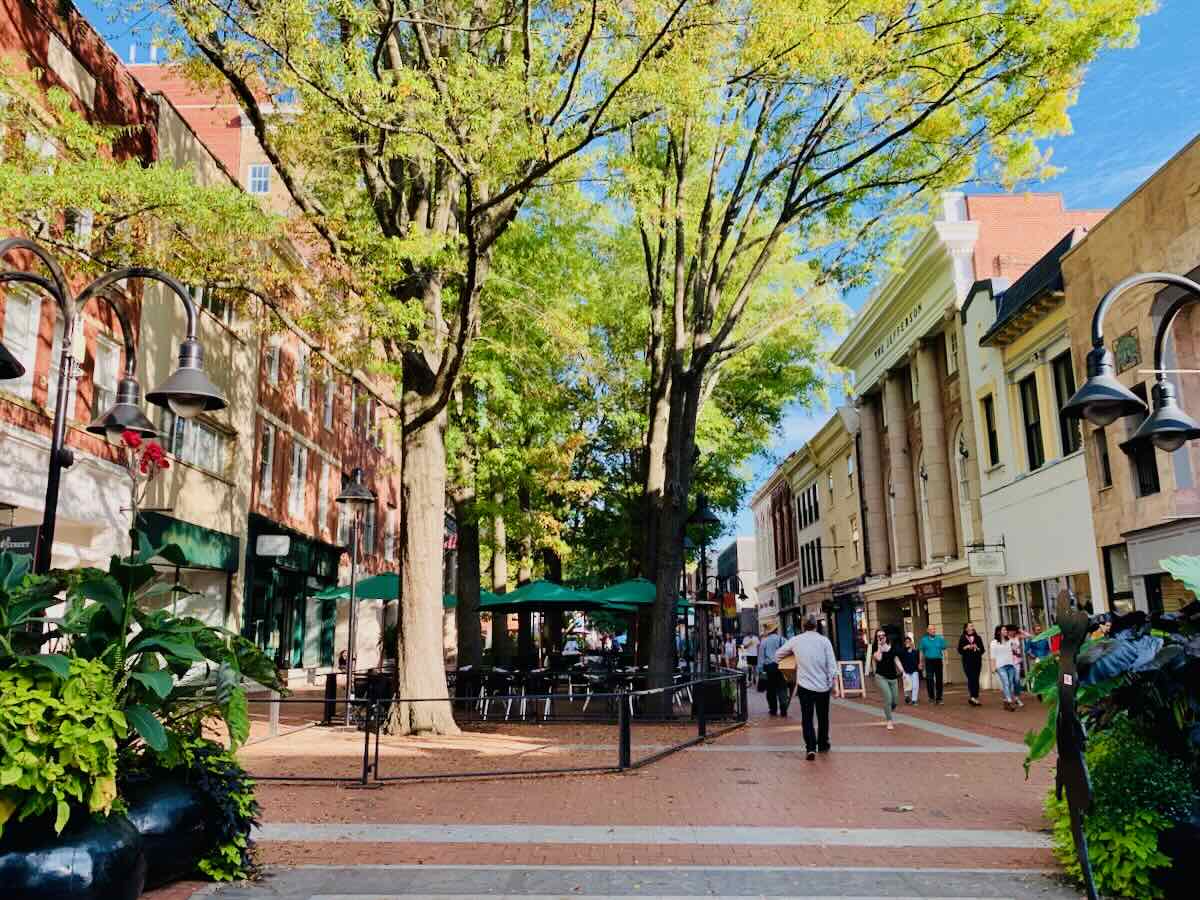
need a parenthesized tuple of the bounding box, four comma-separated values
(1052, 351, 1081, 455)
(363, 504, 377, 553)
(1095, 428, 1112, 488)
(830, 526, 839, 571)
(850, 515, 860, 562)
(2, 289, 39, 399)
(945, 330, 959, 376)
(47, 316, 78, 419)
(296, 343, 310, 408)
(828, 470, 834, 496)
(323, 380, 335, 429)
(258, 424, 275, 504)
(248, 163, 271, 194)
(318, 460, 330, 532)
(384, 508, 396, 562)
(847, 453, 855, 494)
(163, 411, 226, 474)
(337, 472, 351, 546)
(192, 285, 232, 326)
(910, 362, 919, 403)
(288, 442, 308, 519)
(65, 208, 93, 249)
(1127, 384, 1160, 497)
(266, 337, 281, 385)
(1018, 374, 1044, 470)
(92, 334, 120, 415)
(981, 394, 999, 467)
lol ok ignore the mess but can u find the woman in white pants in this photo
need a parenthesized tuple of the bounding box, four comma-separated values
(900, 636, 921, 705)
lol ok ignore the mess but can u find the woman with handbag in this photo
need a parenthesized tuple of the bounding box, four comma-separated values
(870, 628, 905, 731)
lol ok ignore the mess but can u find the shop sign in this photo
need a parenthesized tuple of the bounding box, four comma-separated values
(969, 550, 1007, 577)
(913, 580, 941, 600)
(1113, 330, 1140, 374)
(256, 534, 291, 557)
(0, 525, 38, 559)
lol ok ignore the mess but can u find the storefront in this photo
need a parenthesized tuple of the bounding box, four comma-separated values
(828, 577, 867, 661)
(996, 572, 1093, 635)
(242, 513, 343, 670)
(137, 511, 240, 629)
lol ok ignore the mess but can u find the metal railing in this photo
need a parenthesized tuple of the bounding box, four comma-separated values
(241, 670, 747, 785)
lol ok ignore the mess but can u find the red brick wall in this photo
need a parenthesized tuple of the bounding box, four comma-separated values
(129, 65, 243, 176)
(965, 193, 1108, 283)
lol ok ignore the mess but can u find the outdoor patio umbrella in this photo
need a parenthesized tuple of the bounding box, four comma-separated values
(312, 572, 400, 601)
(489, 579, 603, 610)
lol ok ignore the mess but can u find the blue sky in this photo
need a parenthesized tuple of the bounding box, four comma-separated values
(728, 0, 1200, 539)
(74, 1, 1200, 540)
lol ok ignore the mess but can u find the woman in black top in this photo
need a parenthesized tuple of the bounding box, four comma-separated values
(957, 623, 985, 706)
(870, 629, 905, 730)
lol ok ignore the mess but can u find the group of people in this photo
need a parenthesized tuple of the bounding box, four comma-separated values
(740, 617, 1034, 756)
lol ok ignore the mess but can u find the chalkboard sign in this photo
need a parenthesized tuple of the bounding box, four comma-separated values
(837, 660, 866, 698)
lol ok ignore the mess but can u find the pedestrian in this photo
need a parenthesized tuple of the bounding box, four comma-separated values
(1007, 624, 1027, 704)
(723, 635, 737, 669)
(758, 624, 789, 717)
(869, 628, 905, 731)
(957, 622, 985, 706)
(899, 635, 920, 705)
(990, 625, 1020, 710)
(743, 632, 760, 686)
(775, 616, 837, 760)
(918, 623, 947, 704)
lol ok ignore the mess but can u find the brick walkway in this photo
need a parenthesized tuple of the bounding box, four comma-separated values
(148, 684, 1070, 899)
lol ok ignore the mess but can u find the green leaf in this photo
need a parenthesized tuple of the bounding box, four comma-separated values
(130, 670, 173, 699)
(107, 556, 158, 597)
(54, 798, 70, 834)
(223, 688, 250, 750)
(76, 576, 125, 621)
(1160, 555, 1200, 601)
(125, 704, 167, 751)
(22, 654, 70, 679)
(0, 550, 30, 591)
(127, 635, 205, 661)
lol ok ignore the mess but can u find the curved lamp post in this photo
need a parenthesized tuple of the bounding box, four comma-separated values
(1058, 271, 1200, 900)
(0, 238, 226, 573)
(336, 466, 376, 725)
(687, 493, 720, 675)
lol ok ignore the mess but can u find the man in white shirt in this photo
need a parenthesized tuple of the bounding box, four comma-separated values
(776, 615, 838, 759)
(742, 633, 760, 685)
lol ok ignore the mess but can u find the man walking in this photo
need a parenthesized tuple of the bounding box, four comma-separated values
(758, 624, 788, 717)
(919, 623, 947, 704)
(776, 616, 837, 759)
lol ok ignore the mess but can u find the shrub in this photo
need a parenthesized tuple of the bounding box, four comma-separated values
(1046, 717, 1196, 899)
(0, 658, 126, 837)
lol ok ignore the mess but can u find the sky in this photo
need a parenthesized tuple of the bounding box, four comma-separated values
(73, 1, 1200, 541)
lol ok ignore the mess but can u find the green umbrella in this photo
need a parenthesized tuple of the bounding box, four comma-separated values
(587, 578, 657, 606)
(312, 572, 399, 601)
(446, 591, 503, 609)
(486, 579, 604, 611)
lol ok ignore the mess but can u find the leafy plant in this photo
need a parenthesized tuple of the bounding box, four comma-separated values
(1045, 719, 1195, 899)
(0, 658, 125, 837)
(0, 550, 73, 676)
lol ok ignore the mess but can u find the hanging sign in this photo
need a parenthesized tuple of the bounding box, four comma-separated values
(0, 525, 38, 559)
(256, 534, 291, 557)
(969, 550, 1007, 576)
(913, 580, 942, 600)
(721, 591, 737, 618)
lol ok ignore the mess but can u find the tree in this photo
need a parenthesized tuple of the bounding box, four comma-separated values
(610, 0, 1151, 685)
(156, 0, 698, 733)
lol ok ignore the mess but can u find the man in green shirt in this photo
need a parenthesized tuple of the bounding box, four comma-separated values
(918, 625, 947, 704)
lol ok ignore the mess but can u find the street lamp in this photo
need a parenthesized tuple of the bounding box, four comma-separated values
(687, 493, 720, 674)
(0, 238, 227, 573)
(336, 466, 376, 725)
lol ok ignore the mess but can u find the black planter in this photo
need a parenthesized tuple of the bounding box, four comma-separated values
(1154, 811, 1200, 898)
(0, 812, 146, 900)
(124, 777, 218, 888)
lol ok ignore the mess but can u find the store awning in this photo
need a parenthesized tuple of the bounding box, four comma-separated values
(137, 511, 239, 572)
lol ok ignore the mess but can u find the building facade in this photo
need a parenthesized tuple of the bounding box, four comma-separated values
(832, 192, 1107, 683)
(787, 449, 828, 636)
(1061, 135, 1200, 616)
(716, 535, 759, 636)
(961, 230, 1104, 637)
(749, 459, 800, 634)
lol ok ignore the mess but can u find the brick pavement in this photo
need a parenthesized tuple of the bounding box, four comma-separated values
(145, 684, 1064, 898)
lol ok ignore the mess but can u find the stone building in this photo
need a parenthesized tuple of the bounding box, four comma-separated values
(785, 446, 828, 636)
(831, 192, 1107, 682)
(961, 229, 1104, 635)
(1061, 135, 1200, 615)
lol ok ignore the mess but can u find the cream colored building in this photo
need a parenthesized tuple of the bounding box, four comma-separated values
(1061, 135, 1200, 615)
(749, 460, 799, 634)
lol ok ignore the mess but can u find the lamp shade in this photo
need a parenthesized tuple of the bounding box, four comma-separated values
(337, 467, 376, 507)
(687, 493, 720, 527)
(145, 338, 226, 418)
(1122, 380, 1200, 454)
(0, 340, 24, 380)
(1061, 346, 1147, 426)
(86, 376, 159, 442)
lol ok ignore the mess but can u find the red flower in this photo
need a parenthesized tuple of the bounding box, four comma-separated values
(156, 457, 169, 470)
(139, 459, 150, 474)
(122, 430, 142, 449)
(144, 442, 165, 462)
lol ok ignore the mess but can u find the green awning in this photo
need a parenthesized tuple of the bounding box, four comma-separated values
(587, 578, 656, 606)
(313, 572, 399, 601)
(137, 511, 239, 573)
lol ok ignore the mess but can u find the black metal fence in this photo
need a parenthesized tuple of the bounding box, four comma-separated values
(241, 670, 747, 785)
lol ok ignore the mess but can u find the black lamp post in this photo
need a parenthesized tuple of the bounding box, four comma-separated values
(0, 238, 226, 573)
(687, 493, 720, 674)
(336, 467, 376, 725)
(1058, 270, 1200, 900)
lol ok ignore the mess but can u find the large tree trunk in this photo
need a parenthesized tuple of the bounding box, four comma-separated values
(453, 495, 483, 669)
(646, 374, 701, 700)
(639, 370, 673, 579)
(391, 403, 459, 735)
(542, 548, 564, 650)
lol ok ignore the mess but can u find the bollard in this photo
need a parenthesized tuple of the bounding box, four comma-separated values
(268, 689, 280, 737)
(618, 691, 632, 770)
(738, 673, 749, 724)
(360, 700, 372, 784)
(696, 678, 707, 739)
(322, 672, 338, 724)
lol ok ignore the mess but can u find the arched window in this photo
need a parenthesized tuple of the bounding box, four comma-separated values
(951, 423, 975, 552)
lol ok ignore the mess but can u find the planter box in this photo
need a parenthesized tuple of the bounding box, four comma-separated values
(0, 813, 146, 900)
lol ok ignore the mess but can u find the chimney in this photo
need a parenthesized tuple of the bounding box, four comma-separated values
(129, 44, 136, 64)
(149, 44, 158, 63)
